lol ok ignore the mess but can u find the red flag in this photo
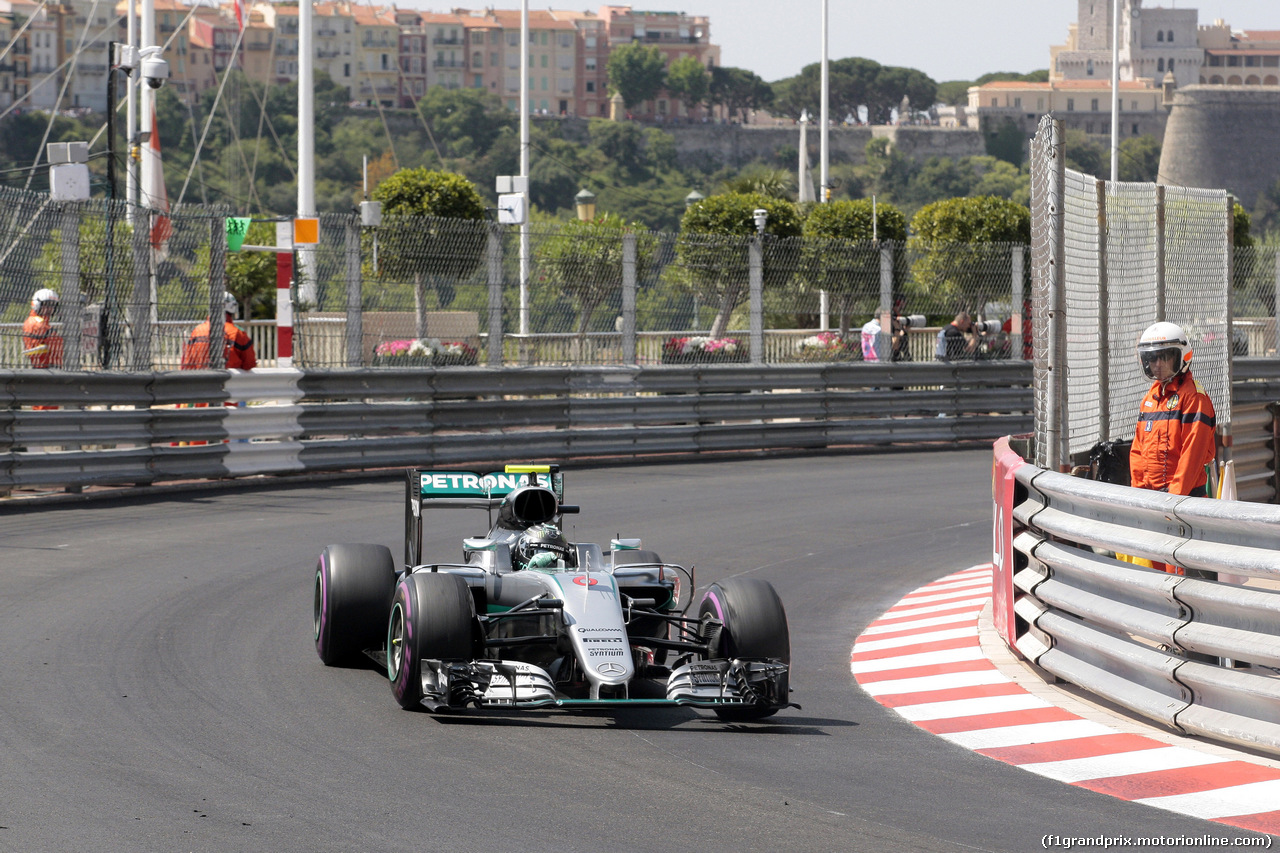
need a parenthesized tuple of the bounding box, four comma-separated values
(145, 104, 172, 251)
(233, 0, 244, 31)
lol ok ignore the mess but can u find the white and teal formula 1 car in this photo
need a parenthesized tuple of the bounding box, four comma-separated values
(313, 464, 794, 720)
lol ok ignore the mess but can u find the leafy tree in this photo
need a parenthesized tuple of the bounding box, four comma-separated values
(665, 55, 710, 114)
(1118, 135, 1161, 183)
(225, 220, 278, 319)
(909, 196, 1030, 316)
(673, 192, 802, 338)
(935, 80, 973, 107)
(416, 87, 514, 158)
(607, 43, 667, 110)
(1234, 202, 1254, 248)
(771, 57, 935, 124)
(371, 168, 487, 337)
(1063, 129, 1107, 176)
(708, 66, 774, 123)
(719, 166, 792, 200)
(589, 119, 647, 170)
(984, 117, 1026, 166)
(802, 199, 907, 336)
(534, 213, 656, 341)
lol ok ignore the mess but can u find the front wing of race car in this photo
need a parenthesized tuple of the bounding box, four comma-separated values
(413, 656, 792, 712)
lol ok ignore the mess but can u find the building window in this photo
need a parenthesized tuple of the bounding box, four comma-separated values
(1168, 58, 1174, 71)
(1132, 123, 1139, 135)
(474, 74, 482, 88)
(1037, 97, 1044, 110)
(585, 57, 596, 71)
(586, 80, 595, 92)
(1157, 58, 1164, 72)
(1014, 97, 1021, 108)
(1087, 59, 1094, 75)
(1085, 122, 1093, 133)
(472, 31, 483, 44)
(1091, 98, 1098, 111)
(1157, 30, 1164, 42)
(1167, 30, 1174, 42)
(507, 32, 517, 46)
(585, 35, 596, 49)
(559, 33, 571, 48)
(343, 63, 350, 77)
(1067, 98, 1074, 111)
(473, 51, 482, 66)
(991, 97, 997, 107)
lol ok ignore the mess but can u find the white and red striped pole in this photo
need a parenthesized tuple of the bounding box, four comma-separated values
(276, 250, 293, 368)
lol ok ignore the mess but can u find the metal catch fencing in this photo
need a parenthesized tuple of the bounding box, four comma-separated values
(1029, 116, 1238, 471)
(997, 437, 1280, 757)
(0, 182, 1039, 370)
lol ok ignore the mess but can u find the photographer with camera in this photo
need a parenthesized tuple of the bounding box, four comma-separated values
(935, 312, 978, 362)
(861, 313, 921, 362)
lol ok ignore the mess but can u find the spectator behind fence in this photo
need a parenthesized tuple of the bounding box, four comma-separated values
(22, 288, 63, 368)
(935, 312, 976, 362)
(181, 292, 257, 371)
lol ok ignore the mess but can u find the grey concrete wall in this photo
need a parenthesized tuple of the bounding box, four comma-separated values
(1158, 85, 1280, 209)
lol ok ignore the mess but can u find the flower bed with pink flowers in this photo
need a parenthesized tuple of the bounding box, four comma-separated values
(372, 338, 479, 367)
(660, 336, 748, 364)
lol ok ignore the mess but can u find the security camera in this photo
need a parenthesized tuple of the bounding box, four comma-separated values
(139, 46, 168, 89)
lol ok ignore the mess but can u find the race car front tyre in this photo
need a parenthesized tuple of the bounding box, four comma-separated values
(314, 543, 396, 666)
(388, 572, 476, 711)
(698, 578, 791, 720)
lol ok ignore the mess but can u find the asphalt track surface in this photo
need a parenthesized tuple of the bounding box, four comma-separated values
(0, 451, 1254, 852)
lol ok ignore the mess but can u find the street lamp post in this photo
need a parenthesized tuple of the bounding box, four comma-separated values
(684, 190, 704, 210)
(574, 188, 596, 222)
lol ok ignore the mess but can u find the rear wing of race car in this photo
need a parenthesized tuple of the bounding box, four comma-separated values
(404, 464, 574, 568)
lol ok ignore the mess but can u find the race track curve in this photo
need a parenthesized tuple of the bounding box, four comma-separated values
(0, 451, 1242, 852)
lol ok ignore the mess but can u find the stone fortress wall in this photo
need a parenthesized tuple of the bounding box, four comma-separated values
(663, 123, 985, 170)
(1158, 85, 1280, 208)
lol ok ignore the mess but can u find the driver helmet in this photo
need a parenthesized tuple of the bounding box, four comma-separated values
(31, 288, 59, 316)
(514, 524, 573, 570)
(223, 291, 239, 318)
(1137, 321, 1191, 380)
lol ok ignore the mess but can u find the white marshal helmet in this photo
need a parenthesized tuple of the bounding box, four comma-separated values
(223, 291, 238, 317)
(1137, 321, 1192, 380)
(31, 288, 59, 315)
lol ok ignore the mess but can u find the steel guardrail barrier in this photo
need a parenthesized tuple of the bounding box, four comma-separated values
(995, 437, 1280, 757)
(2, 363, 1034, 494)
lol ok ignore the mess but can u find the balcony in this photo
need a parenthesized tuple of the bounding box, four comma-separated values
(317, 49, 340, 58)
(362, 38, 395, 48)
(432, 36, 460, 45)
(246, 40, 271, 51)
(432, 59, 464, 68)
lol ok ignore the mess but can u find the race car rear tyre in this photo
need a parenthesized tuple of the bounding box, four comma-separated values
(314, 543, 396, 666)
(388, 572, 476, 711)
(698, 578, 790, 720)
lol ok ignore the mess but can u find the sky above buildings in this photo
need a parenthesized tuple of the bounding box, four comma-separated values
(411, 1, 1279, 84)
